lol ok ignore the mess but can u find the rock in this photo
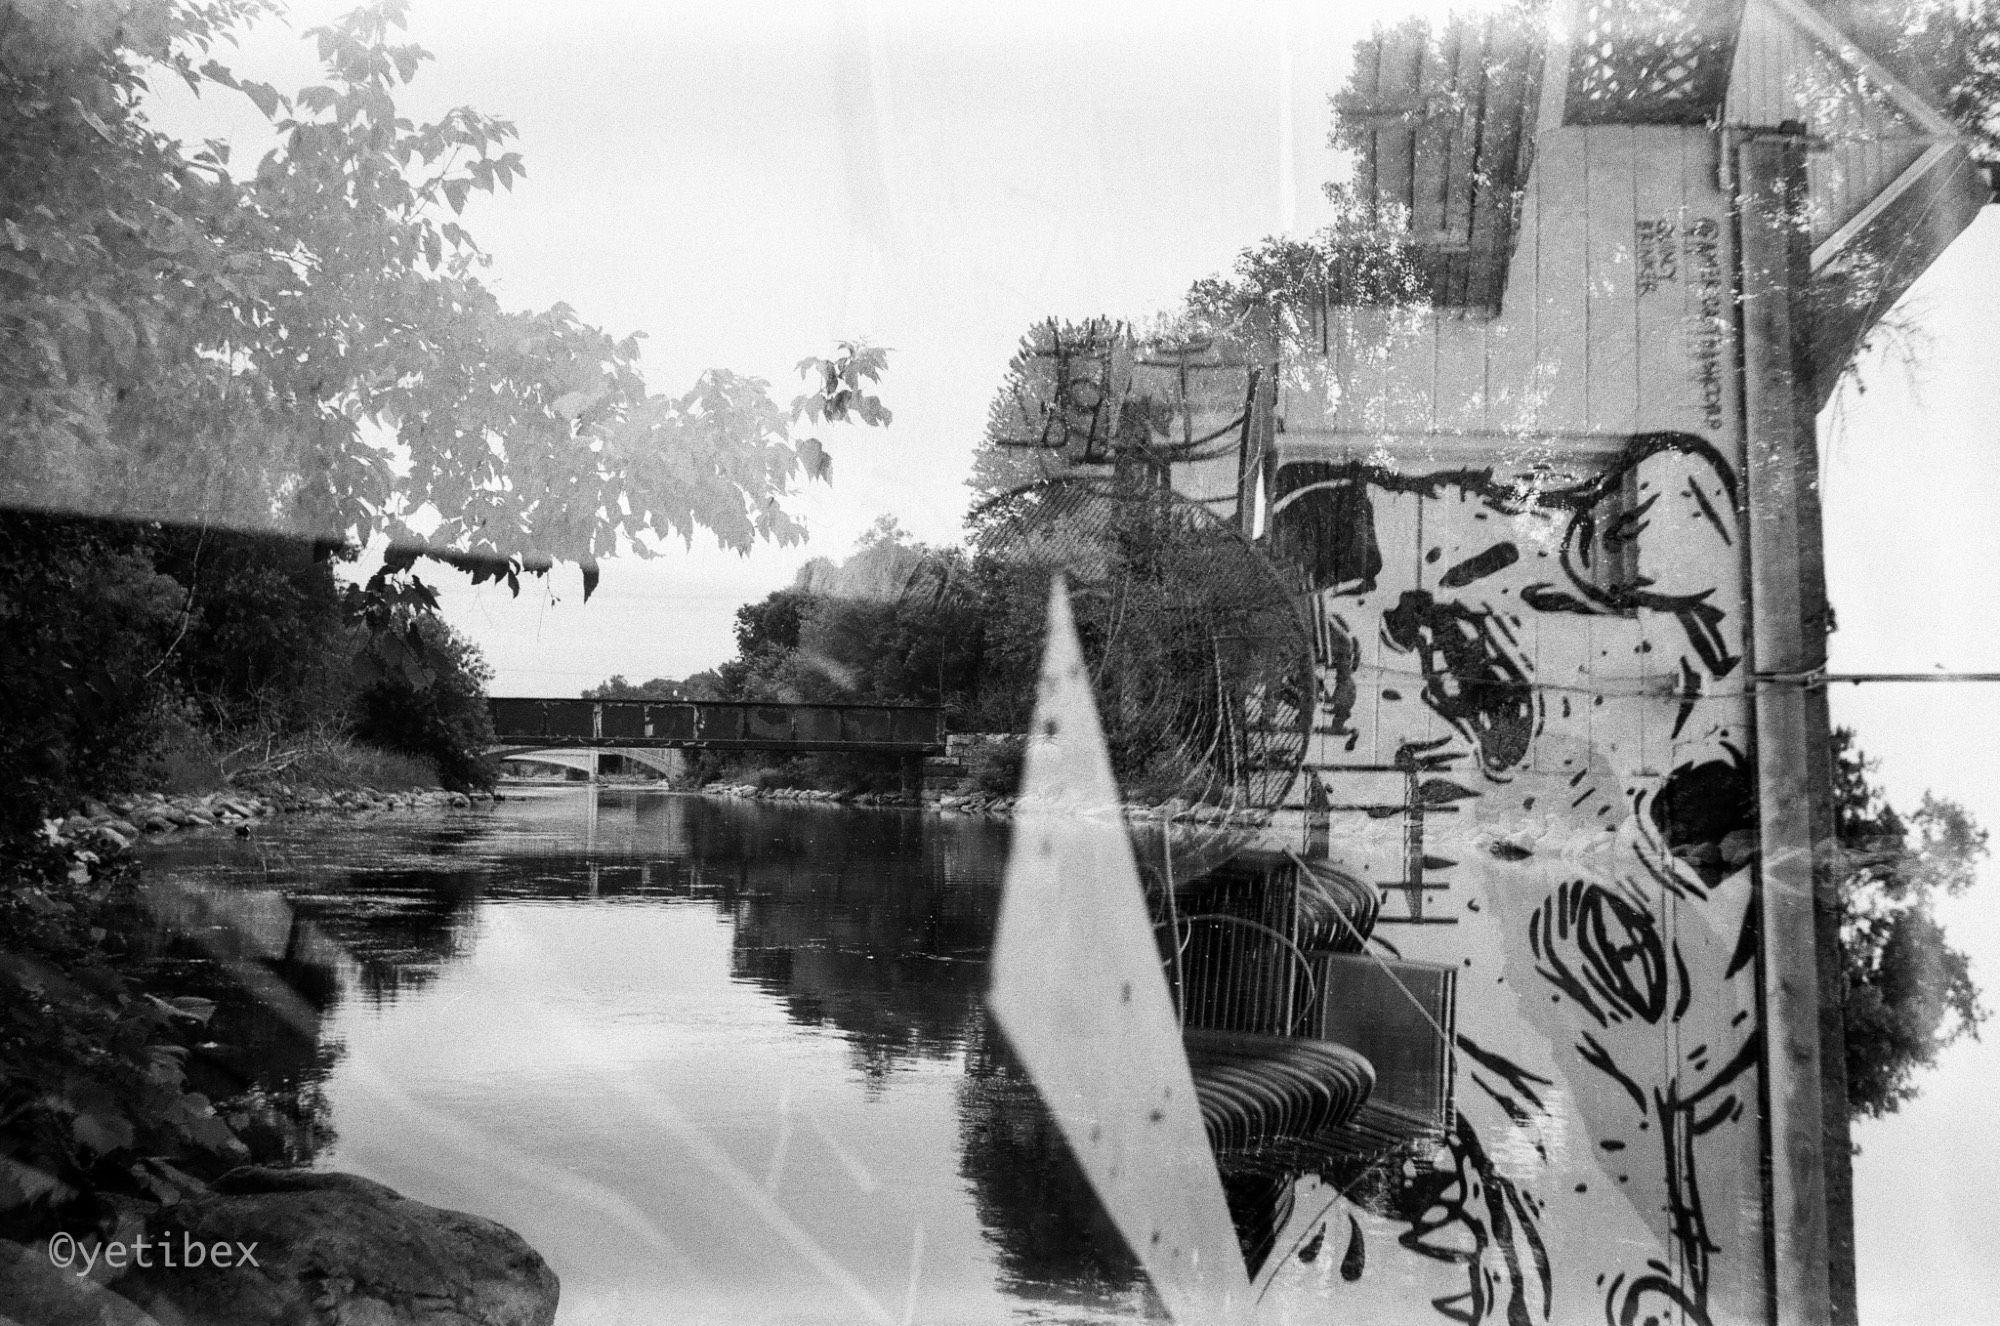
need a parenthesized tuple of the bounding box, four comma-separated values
(0, 1239, 161, 1326)
(111, 1170, 557, 1326)
(89, 827, 132, 853)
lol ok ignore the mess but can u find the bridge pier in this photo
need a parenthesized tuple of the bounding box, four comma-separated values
(899, 752, 924, 799)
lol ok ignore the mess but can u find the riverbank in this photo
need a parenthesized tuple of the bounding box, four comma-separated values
(47, 785, 502, 856)
(1, 793, 551, 1325)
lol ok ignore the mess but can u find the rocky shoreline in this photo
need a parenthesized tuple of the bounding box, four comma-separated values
(48, 785, 500, 855)
(7, 787, 553, 1326)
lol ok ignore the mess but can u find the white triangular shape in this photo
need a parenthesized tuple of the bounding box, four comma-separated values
(987, 577, 1251, 1324)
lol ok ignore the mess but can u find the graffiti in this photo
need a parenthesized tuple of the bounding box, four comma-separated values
(1271, 469, 1384, 594)
(1646, 749, 1758, 892)
(1252, 420, 1762, 1325)
(1271, 430, 1744, 678)
(1529, 882, 1676, 1027)
(1383, 590, 1540, 778)
(1440, 541, 1522, 588)
(1339, 1114, 1554, 1326)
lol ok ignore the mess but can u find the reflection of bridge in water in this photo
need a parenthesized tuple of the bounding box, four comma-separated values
(487, 698, 948, 784)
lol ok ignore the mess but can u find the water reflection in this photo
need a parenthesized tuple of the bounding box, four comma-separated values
(137, 787, 1162, 1324)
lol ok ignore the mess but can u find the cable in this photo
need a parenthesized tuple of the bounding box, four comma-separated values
(1282, 848, 1456, 1051)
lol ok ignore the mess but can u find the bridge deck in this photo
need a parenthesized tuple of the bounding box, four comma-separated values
(488, 698, 946, 755)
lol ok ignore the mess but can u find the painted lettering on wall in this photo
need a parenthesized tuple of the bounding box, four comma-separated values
(1687, 218, 1728, 433)
(1635, 216, 1680, 296)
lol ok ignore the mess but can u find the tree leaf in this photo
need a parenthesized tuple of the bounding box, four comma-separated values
(241, 80, 283, 119)
(72, 1108, 135, 1156)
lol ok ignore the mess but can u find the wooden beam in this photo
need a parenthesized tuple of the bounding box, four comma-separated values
(1734, 128, 1857, 1326)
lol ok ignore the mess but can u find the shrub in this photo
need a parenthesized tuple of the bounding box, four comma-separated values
(349, 614, 499, 791)
(0, 513, 184, 832)
(969, 741, 1025, 797)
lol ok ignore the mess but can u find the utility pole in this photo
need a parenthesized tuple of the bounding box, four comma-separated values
(1735, 123, 1857, 1326)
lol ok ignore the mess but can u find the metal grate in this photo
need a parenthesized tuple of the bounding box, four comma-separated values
(1564, 0, 1744, 125)
(972, 476, 1314, 815)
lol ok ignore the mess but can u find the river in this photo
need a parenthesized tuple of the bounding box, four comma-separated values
(138, 786, 1161, 1326)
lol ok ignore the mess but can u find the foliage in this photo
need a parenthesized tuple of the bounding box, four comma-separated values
(0, 834, 246, 1244)
(0, 512, 185, 833)
(789, 341, 893, 485)
(968, 319, 1119, 507)
(706, 493, 1304, 809)
(349, 610, 497, 791)
(0, 510, 500, 822)
(1182, 187, 1427, 347)
(1832, 726, 1989, 1118)
(145, 526, 352, 733)
(1825, 0, 2000, 161)
(713, 521, 998, 727)
(581, 672, 725, 702)
(1, 0, 887, 575)
(967, 740, 1025, 797)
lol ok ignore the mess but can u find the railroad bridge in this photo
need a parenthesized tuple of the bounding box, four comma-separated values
(486, 697, 946, 785)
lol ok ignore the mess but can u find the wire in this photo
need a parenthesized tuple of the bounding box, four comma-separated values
(1822, 672, 2000, 684)
(1283, 848, 1455, 1051)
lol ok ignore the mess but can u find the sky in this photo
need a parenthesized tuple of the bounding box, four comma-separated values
(144, 1, 2000, 1320)
(151, 0, 1389, 691)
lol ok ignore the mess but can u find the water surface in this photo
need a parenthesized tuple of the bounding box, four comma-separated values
(142, 787, 1156, 1326)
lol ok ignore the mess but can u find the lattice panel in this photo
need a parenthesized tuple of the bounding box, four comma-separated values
(1565, 0, 1744, 125)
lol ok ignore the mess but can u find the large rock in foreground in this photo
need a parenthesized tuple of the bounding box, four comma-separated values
(112, 1169, 558, 1326)
(0, 1239, 162, 1326)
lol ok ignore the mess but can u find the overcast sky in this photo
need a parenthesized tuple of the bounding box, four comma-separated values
(146, 2, 2000, 1319)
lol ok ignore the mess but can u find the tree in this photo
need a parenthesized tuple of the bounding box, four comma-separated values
(348, 609, 496, 790)
(1, 0, 888, 580)
(580, 672, 724, 701)
(1832, 727, 1989, 1118)
(581, 675, 680, 701)
(1817, 0, 2000, 161)
(1, 0, 900, 816)
(0, 512, 185, 831)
